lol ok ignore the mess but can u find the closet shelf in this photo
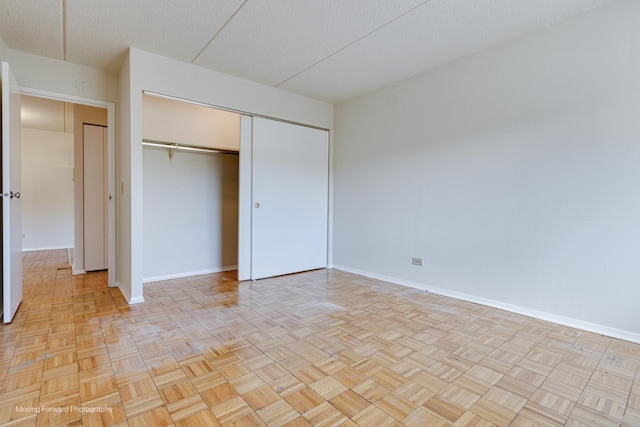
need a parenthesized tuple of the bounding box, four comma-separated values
(142, 138, 239, 158)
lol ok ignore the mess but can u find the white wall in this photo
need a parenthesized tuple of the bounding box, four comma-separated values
(334, 0, 640, 341)
(143, 148, 238, 281)
(6, 50, 118, 102)
(21, 128, 74, 251)
(0, 36, 6, 61)
(117, 53, 135, 302)
(120, 48, 333, 303)
(130, 49, 333, 130)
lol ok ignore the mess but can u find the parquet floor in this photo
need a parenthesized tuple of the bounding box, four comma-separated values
(0, 250, 639, 426)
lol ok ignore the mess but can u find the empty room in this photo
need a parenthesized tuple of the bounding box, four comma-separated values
(1, 1, 639, 426)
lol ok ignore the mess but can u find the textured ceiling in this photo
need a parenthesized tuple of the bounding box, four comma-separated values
(0, 0, 614, 103)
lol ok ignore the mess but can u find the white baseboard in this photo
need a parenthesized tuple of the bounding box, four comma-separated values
(143, 265, 237, 284)
(72, 268, 86, 275)
(23, 245, 73, 252)
(117, 282, 145, 304)
(332, 265, 640, 345)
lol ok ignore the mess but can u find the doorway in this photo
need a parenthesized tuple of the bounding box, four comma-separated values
(20, 89, 115, 283)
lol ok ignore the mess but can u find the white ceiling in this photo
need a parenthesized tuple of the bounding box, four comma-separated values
(0, 0, 614, 103)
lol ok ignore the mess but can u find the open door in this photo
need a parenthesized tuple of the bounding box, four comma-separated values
(1, 62, 23, 323)
(83, 124, 107, 271)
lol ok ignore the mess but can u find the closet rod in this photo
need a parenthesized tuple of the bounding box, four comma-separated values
(142, 138, 239, 155)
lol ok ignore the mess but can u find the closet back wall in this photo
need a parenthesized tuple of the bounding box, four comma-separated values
(143, 148, 238, 281)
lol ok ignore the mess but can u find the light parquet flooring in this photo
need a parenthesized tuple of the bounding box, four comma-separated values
(1, 249, 639, 426)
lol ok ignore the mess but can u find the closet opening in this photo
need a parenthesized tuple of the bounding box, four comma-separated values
(141, 93, 240, 282)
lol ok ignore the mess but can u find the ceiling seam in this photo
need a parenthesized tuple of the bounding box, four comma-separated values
(275, 0, 432, 88)
(62, 0, 67, 60)
(190, 0, 249, 64)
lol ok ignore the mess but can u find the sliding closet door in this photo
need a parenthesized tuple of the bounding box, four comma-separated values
(251, 117, 329, 280)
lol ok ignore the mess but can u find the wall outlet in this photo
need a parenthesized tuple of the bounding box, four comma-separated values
(412, 257, 423, 266)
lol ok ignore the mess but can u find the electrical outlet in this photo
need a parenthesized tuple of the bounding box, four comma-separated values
(412, 257, 423, 266)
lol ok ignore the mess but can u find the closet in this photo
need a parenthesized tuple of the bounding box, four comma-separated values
(142, 93, 329, 283)
(142, 94, 240, 282)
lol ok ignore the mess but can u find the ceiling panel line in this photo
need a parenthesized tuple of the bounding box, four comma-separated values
(275, 0, 432, 88)
(62, 0, 67, 60)
(190, 0, 250, 64)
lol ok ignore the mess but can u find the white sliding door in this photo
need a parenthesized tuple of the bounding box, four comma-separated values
(251, 117, 329, 280)
(83, 124, 107, 271)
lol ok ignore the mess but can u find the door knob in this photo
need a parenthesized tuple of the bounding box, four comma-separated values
(254, 203, 260, 208)
(10, 191, 20, 199)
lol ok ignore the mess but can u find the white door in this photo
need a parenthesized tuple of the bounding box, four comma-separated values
(251, 117, 329, 280)
(83, 124, 107, 271)
(2, 62, 23, 323)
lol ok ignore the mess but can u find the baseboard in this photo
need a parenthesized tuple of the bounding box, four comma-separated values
(117, 282, 145, 304)
(23, 246, 73, 252)
(67, 248, 74, 268)
(72, 268, 86, 275)
(128, 295, 146, 304)
(143, 265, 238, 284)
(332, 265, 640, 344)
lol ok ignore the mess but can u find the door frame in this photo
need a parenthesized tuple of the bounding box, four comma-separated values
(21, 87, 116, 287)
